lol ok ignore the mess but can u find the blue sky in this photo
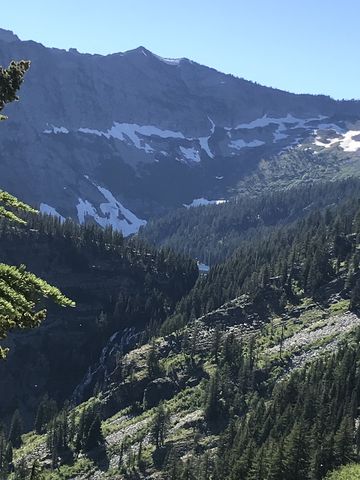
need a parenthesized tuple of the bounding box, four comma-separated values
(2, 0, 359, 99)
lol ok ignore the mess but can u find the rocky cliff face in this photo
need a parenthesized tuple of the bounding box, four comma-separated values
(1, 28, 360, 233)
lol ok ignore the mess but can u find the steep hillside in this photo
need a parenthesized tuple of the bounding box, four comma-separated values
(4, 278, 360, 479)
(0, 215, 197, 426)
(2, 181, 360, 479)
(1, 28, 360, 233)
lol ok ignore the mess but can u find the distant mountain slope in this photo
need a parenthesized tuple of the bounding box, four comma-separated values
(1, 28, 360, 234)
(157, 183, 360, 335)
(140, 178, 360, 264)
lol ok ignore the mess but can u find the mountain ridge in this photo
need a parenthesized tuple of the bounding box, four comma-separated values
(2, 28, 358, 102)
(1, 28, 360, 235)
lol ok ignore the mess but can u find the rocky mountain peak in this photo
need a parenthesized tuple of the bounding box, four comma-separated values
(0, 28, 20, 43)
(1, 30, 360, 237)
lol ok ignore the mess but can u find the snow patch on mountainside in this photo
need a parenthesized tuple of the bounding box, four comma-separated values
(46, 122, 184, 154)
(153, 53, 182, 65)
(43, 116, 349, 165)
(78, 123, 186, 153)
(229, 139, 265, 150)
(106, 124, 154, 152)
(43, 125, 69, 134)
(179, 146, 201, 163)
(76, 185, 146, 235)
(198, 116, 216, 158)
(198, 137, 214, 158)
(207, 117, 215, 134)
(232, 114, 328, 144)
(108, 123, 184, 142)
(341, 130, 360, 152)
(40, 203, 65, 221)
(108, 123, 182, 141)
(314, 137, 340, 149)
(78, 122, 218, 160)
(97, 185, 147, 235)
(78, 127, 103, 136)
(235, 114, 326, 130)
(314, 130, 360, 152)
(184, 198, 226, 208)
(76, 199, 98, 224)
(46, 121, 218, 161)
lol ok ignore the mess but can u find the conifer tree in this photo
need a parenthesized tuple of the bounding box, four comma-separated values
(0, 61, 75, 358)
(151, 402, 169, 449)
(0, 61, 29, 120)
(74, 404, 104, 453)
(211, 324, 221, 364)
(29, 460, 43, 480)
(84, 414, 104, 451)
(284, 422, 309, 480)
(350, 279, 360, 311)
(14, 456, 28, 480)
(267, 441, 285, 480)
(34, 395, 57, 434)
(8, 410, 23, 449)
(248, 445, 267, 480)
(333, 416, 354, 467)
(0, 431, 8, 474)
(180, 459, 195, 480)
(147, 339, 162, 379)
(3, 442, 13, 476)
(204, 370, 221, 422)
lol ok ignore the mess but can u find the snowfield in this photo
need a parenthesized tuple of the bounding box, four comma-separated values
(76, 182, 146, 236)
(179, 146, 201, 163)
(314, 129, 360, 152)
(229, 139, 265, 150)
(43, 117, 359, 165)
(184, 198, 227, 208)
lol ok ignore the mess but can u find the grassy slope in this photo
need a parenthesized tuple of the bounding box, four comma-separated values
(326, 464, 360, 479)
(234, 143, 360, 197)
(10, 295, 360, 479)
